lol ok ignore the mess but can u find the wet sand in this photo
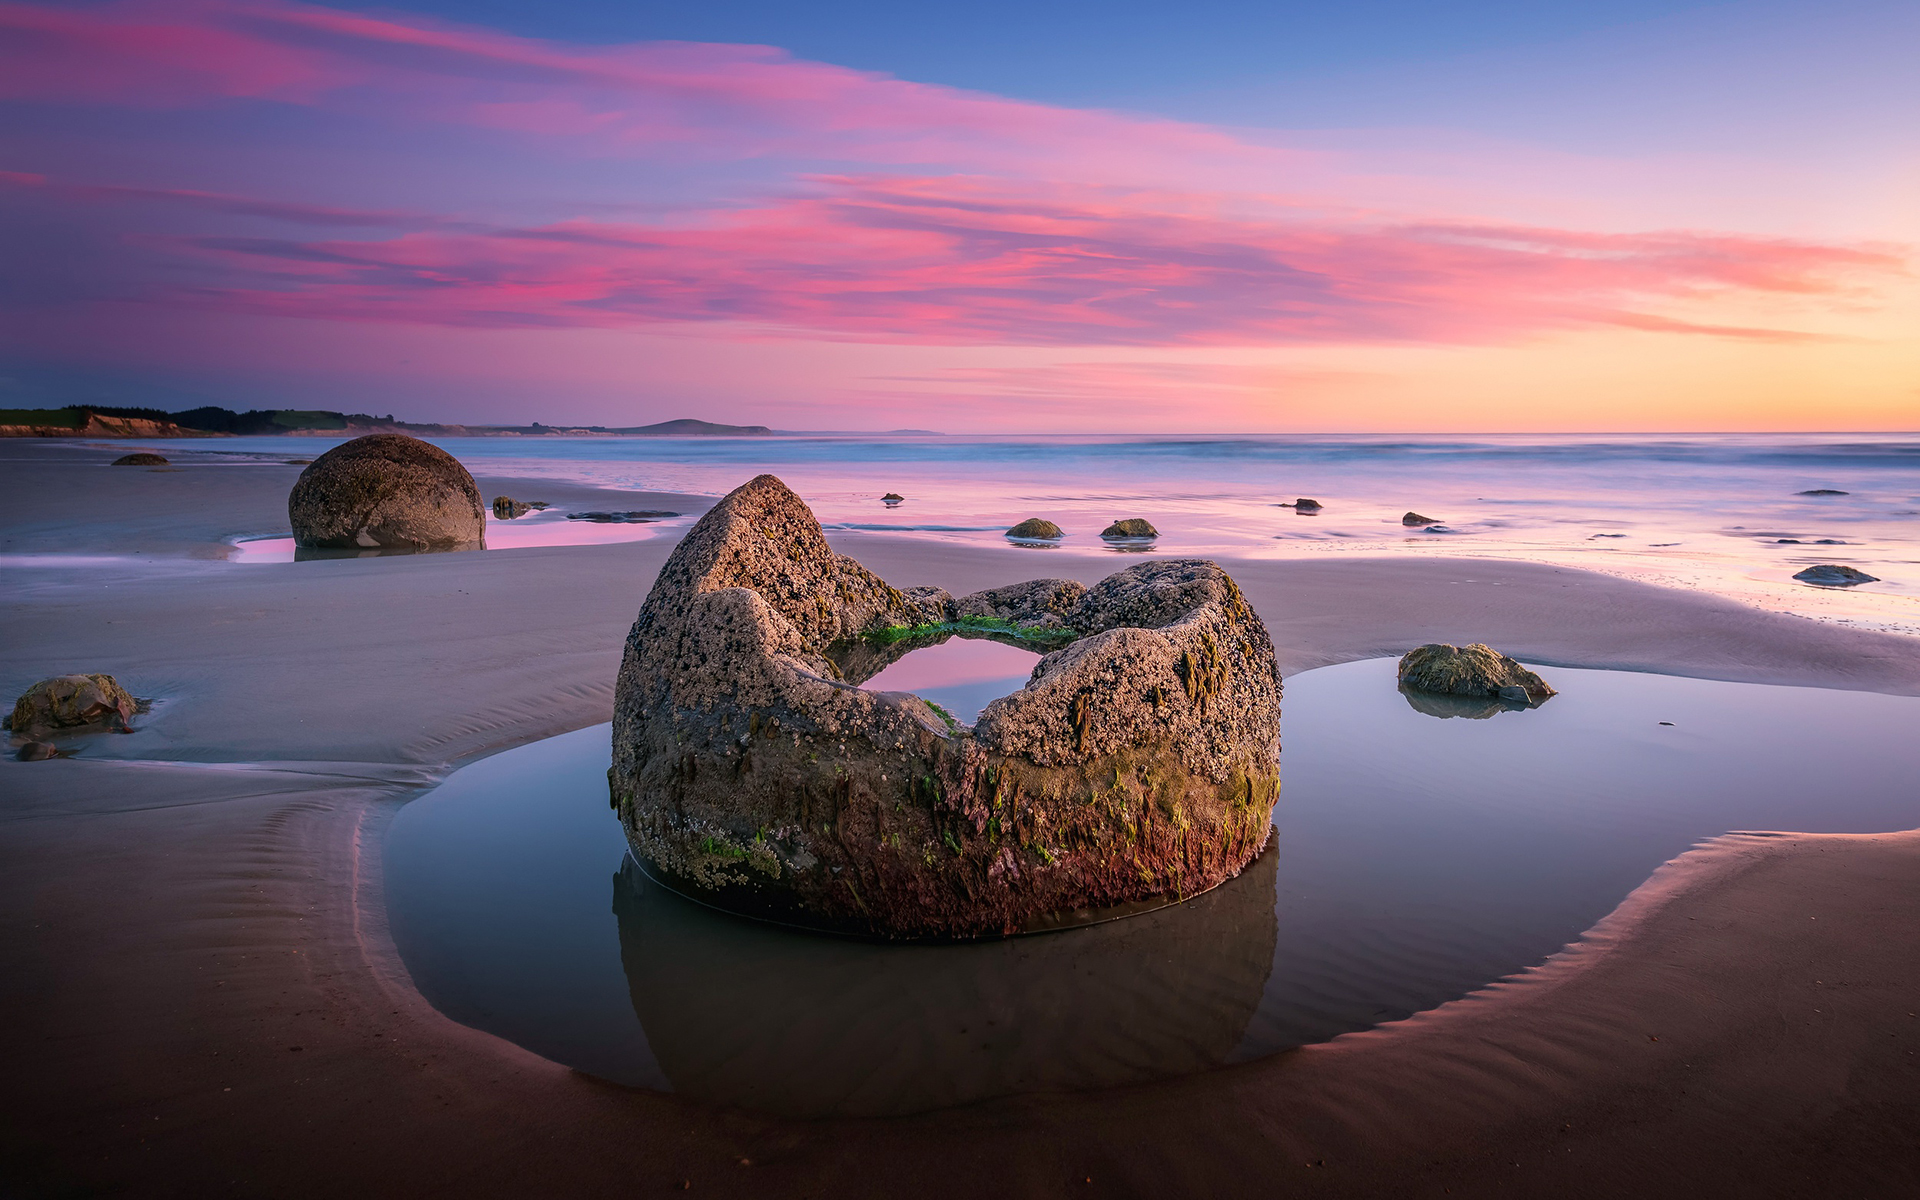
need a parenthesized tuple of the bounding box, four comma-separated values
(4, 439, 1919, 1197)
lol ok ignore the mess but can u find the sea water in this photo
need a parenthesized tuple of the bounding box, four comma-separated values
(382, 659, 1920, 1118)
(157, 432, 1919, 631)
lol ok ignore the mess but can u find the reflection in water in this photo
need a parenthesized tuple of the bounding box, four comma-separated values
(1398, 686, 1538, 720)
(613, 844, 1276, 1118)
(856, 635, 1042, 725)
(230, 507, 681, 563)
(383, 659, 1920, 1117)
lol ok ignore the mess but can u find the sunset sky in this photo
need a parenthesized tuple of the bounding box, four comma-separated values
(2, 0, 1914, 431)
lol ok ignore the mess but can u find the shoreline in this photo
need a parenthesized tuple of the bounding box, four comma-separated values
(4, 441, 1919, 1196)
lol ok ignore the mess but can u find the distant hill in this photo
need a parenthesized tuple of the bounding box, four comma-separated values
(2, 405, 926, 439)
(613, 418, 773, 436)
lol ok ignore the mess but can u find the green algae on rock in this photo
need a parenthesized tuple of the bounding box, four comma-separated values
(7, 674, 136, 735)
(609, 474, 1281, 940)
(1005, 517, 1064, 540)
(1397, 643, 1556, 706)
(289, 434, 484, 551)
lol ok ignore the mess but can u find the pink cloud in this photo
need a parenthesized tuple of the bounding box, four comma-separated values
(0, 0, 1258, 174)
(79, 174, 1896, 346)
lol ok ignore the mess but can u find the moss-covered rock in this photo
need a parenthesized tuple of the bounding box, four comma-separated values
(1006, 517, 1063, 540)
(1100, 518, 1159, 539)
(8, 674, 135, 735)
(111, 452, 168, 466)
(1397, 643, 1555, 704)
(609, 475, 1281, 939)
(289, 434, 484, 551)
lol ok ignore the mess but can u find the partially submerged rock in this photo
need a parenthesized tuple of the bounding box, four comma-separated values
(111, 452, 168, 466)
(492, 496, 548, 519)
(16, 741, 57, 762)
(1397, 643, 1555, 704)
(566, 510, 677, 523)
(289, 434, 484, 551)
(1290, 498, 1322, 512)
(7, 674, 136, 736)
(1797, 489, 1848, 496)
(1006, 518, 1064, 541)
(1793, 564, 1879, 586)
(1100, 518, 1159, 539)
(882, 492, 905, 504)
(1402, 511, 1440, 526)
(609, 475, 1281, 940)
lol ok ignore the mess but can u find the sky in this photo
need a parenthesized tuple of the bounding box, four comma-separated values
(0, 0, 1915, 432)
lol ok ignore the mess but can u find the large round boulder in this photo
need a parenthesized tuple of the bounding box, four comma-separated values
(288, 434, 484, 551)
(609, 474, 1281, 940)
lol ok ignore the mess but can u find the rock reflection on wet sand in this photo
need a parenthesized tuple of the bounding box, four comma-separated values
(612, 843, 1277, 1118)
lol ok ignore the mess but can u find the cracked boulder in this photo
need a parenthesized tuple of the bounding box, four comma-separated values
(289, 434, 484, 551)
(609, 473, 1281, 940)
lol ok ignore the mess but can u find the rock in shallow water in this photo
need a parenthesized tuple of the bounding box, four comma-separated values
(608, 474, 1281, 939)
(1005, 517, 1063, 540)
(1793, 564, 1879, 586)
(1397, 643, 1555, 704)
(8, 674, 136, 735)
(111, 452, 168, 466)
(1100, 518, 1159, 539)
(491, 495, 547, 519)
(289, 434, 484, 551)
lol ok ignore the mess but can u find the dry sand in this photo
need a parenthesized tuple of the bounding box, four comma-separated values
(4, 439, 1918, 1197)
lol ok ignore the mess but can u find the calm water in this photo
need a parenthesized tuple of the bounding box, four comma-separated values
(152, 432, 1920, 628)
(382, 658, 1920, 1117)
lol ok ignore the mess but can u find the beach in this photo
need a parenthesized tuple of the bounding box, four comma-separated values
(4, 437, 1919, 1197)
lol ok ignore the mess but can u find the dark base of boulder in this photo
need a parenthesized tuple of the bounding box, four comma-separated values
(627, 831, 1274, 942)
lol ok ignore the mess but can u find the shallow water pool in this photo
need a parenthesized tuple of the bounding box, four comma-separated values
(383, 659, 1920, 1117)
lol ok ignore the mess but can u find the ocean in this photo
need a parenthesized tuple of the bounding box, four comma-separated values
(171, 432, 1920, 631)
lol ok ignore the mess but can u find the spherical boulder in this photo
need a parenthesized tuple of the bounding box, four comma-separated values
(609, 474, 1281, 940)
(289, 435, 484, 551)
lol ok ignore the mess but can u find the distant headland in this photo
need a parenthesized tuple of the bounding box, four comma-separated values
(0, 406, 937, 438)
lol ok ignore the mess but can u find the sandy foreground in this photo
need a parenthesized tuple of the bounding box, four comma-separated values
(3, 441, 1918, 1198)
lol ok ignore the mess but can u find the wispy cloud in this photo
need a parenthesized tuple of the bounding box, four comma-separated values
(35, 173, 1891, 345)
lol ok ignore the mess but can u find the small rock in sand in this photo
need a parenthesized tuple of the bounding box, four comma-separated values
(882, 493, 905, 504)
(1398, 643, 1555, 704)
(1402, 511, 1440, 526)
(1797, 489, 1848, 496)
(111, 452, 168, 466)
(1100, 518, 1159, 539)
(1006, 518, 1064, 540)
(1792, 564, 1879, 586)
(1290, 498, 1323, 512)
(16, 741, 57, 762)
(8, 674, 136, 736)
(289, 434, 485, 551)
